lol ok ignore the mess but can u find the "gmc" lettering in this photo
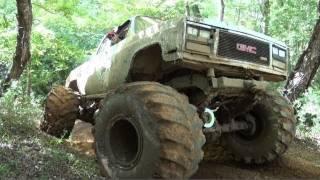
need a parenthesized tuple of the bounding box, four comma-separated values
(236, 43, 257, 54)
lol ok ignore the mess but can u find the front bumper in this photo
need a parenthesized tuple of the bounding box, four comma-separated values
(211, 77, 268, 90)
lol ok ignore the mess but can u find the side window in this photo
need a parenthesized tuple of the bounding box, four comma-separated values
(96, 19, 132, 55)
(107, 20, 131, 46)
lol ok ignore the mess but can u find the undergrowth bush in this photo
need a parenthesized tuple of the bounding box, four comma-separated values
(295, 88, 320, 140)
(0, 81, 43, 135)
(0, 81, 101, 178)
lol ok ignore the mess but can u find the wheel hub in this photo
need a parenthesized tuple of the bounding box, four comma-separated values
(109, 117, 142, 169)
(242, 114, 257, 136)
(237, 113, 260, 140)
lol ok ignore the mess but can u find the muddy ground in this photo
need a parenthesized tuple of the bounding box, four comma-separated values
(195, 139, 320, 179)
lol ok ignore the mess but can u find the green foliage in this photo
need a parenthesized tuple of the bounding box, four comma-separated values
(0, 82, 42, 132)
(0, 0, 16, 61)
(270, 0, 318, 70)
(31, 30, 86, 95)
(0, 0, 15, 28)
(0, 164, 11, 176)
(295, 88, 320, 138)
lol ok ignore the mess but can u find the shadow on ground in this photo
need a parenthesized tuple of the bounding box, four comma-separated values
(193, 139, 320, 179)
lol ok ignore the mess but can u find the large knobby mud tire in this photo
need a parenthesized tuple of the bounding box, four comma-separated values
(94, 82, 205, 178)
(40, 86, 80, 137)
(222, 90, 296, 164)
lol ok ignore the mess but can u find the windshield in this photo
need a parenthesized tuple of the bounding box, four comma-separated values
(134, 16, 162, 33)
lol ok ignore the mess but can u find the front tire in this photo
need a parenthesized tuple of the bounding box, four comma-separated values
(40, 86, 80, 137)
(222, 90, 296, 164)
(94, 82, 205, 178)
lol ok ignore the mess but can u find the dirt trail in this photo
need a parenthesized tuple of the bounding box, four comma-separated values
(193, 139, 320, 179)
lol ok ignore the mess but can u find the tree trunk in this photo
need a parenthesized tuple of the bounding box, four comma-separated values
(0, 0, 33, 96)
(263, 0, 270, 34)
(220, 0, 225, 22)
(186, 2, 190, 16)
(258, 0, 271, 34)
(236, 8, 241, 25)
(284, 18, 320, 102)
(27, 61, 31, 96)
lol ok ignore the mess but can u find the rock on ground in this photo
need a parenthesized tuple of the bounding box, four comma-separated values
(68, 120, 95, 156)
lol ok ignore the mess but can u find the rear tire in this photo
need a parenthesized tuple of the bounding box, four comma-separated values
(94, 82, 205, 178)
(222, 90, 296, 164)
(40, 86, 80, 137)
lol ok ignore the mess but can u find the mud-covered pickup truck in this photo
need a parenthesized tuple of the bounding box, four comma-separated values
(40, 16, 295, 179)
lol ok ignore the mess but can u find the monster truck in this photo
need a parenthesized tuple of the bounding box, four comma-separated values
(40, 16, 296, 178)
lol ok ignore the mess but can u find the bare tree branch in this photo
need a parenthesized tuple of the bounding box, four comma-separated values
(220, 0, 225, 22)
(32, 2, 56, 14)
